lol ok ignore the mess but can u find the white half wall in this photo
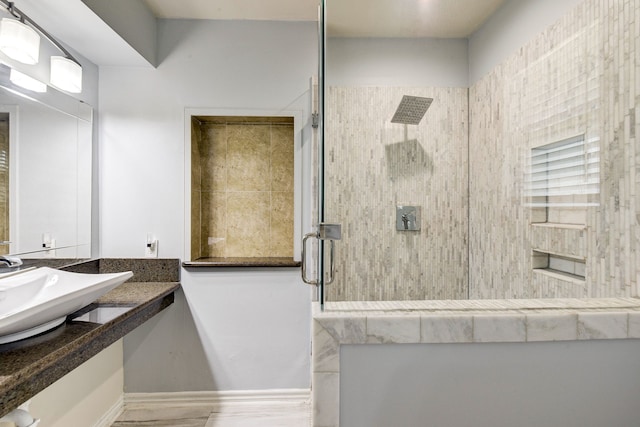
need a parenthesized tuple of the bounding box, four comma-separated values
(100, 19, 317, 391)
(341, 340, 640, 427)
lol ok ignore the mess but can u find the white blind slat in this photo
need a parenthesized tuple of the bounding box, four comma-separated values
(526, 134, 599, 205)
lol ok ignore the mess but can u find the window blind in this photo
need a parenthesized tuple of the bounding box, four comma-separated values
(526, 135, 599, 207)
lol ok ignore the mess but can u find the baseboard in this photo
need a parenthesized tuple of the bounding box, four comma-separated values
(124, 388, 311, 410)
(93, 395, 124, 427)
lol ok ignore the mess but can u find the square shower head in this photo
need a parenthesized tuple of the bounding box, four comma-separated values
(390, 95, 433, 125)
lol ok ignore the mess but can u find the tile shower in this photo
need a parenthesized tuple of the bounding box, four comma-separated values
(190, 116, 295, 262)
(323, 0, 639, 302)
(325, 87, 469, 301)
(315, 0, 640, 425)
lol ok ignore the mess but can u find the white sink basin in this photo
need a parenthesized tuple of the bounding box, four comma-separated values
(0, 267, 133, 344)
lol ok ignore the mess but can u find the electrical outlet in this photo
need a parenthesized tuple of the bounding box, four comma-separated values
(42, 233, 56, 257)
(145, 234, 158, 258)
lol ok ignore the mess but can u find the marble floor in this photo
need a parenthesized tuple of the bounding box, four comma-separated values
(111, 401, 312, 427)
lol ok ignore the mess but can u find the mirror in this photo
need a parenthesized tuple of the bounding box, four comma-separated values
(0, 63, 91, 263)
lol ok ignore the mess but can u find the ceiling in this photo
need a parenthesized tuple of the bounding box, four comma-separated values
(143, 0, 508, 38)
(9, 0, 509, 69)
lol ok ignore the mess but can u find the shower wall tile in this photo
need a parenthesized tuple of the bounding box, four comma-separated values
(365, 315, 421, 344)
(420, 315, 474, 343)
(312, 372, 339, 427)
(226, 124, 270, 192)
(627, 312, 640, 338)
(526, 313, 578, 342)
(193, 120, 295, 260)
(191, 190, 202, 260)
(190, 118, 203, 260)
(201, 124, 226, 192)
(226, 191, 271, 257)
(470, 0, 640, 299)
(577, 312, 628, 339)
(201, 191, 227, 257)
(473, 314, 526, 343)
(271, 124, 295, 192)
(531, 269, 588, 298)
(270, 191, 294, 257)
(313, 320, 340, 372)
(325, 86, 469, 301)
(529, 224, 587, 260)
(191, 119, 203, 191)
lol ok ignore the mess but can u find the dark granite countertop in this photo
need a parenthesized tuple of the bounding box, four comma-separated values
(183, 257, 301, 268)
(0, 280, 180, 418)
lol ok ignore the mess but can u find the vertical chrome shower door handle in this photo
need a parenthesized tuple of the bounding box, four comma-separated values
(301, 232, 318, 285)
(301, 223, 341, 286)
(325, 239, 336, 285)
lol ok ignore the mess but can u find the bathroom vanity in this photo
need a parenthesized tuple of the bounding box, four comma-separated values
(0, 258, 180, 418)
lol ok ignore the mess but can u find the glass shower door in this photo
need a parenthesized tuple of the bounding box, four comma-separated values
(317, 0, 471, 304)
(302, 0, 341, 310)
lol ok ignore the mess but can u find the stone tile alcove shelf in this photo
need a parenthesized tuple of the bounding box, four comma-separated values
(312, 298, 640, 427)
(0, 258, 181, 418)
(189, 116, 297, 266)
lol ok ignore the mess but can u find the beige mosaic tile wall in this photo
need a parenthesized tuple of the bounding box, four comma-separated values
(324, 87, 469, 301)
(191, 117, 295, 259)
(469, 0, 639, 298)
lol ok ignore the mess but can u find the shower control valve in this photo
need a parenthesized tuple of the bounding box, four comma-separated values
(396, 205, 421, 231)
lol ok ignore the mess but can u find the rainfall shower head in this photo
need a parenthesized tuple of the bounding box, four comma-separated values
(390, 95, 433, 125)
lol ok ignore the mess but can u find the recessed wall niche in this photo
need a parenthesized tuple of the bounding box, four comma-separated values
(189, 116, 297, 266)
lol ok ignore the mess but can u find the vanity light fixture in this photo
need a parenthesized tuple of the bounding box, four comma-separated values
(9, 67, 45, 92)
(50, 56, 81, 93)
(0, 0, 82, 93)
(0, 17, 39, 64)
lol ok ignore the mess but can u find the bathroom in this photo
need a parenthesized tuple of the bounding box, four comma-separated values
(1, 0, 640, 426)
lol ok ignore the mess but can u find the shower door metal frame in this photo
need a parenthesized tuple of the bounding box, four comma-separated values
(317, 0, 327, 309)
(301, 0, 334, 310)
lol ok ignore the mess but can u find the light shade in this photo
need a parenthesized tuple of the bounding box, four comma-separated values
(0, 18, 40, 65)
(50, 56, 82, 93)
(9, 68, 46, 92)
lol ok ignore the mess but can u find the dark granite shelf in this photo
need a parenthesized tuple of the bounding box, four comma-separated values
(183, 257, 301, 268)
(0, 280, 180, 418)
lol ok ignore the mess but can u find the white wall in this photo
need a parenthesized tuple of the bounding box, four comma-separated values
(81, 0, 158, 66)
(327, 0, 585, 88)
(327, 37, 468, 87)
(468, 0, 583, 84)
(341, 340, 640, 427)
(100, 19, 317, 391)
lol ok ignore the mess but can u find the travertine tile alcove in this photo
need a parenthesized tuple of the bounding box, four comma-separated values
(190, 116, 295, 265)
